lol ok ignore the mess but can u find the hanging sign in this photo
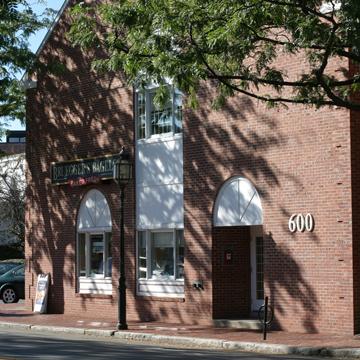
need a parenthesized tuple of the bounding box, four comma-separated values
(51, 154, 119, 185)
(34, 273, 50, 314)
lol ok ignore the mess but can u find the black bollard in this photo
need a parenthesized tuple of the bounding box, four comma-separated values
(263, 296, 268, 340)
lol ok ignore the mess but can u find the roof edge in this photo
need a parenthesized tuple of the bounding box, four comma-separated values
(22, 0, 71, 83)
(34, 0, 71, 59)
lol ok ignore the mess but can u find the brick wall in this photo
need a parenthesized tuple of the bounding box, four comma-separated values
(25, 1, 358, 334)
(183, 74, 354, 334)
(25, 4, 210, 326)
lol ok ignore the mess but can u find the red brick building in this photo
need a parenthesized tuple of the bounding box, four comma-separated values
(25, 2, 360, 335)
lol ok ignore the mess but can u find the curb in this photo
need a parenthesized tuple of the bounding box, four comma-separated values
(113, 333, 328, 356)
(84, 329, 116, 337)
(0, 322, 31, 331)
(1, 321, 360, 358)
(30, 325, 85, 335)
(114, 332, 224, 349)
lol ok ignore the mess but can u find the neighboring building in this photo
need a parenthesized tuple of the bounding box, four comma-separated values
(6, 130, 26, 144)
(25, 2, 360, 336)
(0, 130, 26, 155)
(0, 134, 26, 249)
(0, 153, 25, 247)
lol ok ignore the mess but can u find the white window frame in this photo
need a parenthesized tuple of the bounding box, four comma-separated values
(136, 229, 184, 298)
(77, 230, 112, 280)
(135, 85, 183, 140)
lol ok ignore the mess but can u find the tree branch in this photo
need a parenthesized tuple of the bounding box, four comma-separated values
(208, 73, 360, 88)
(261, 0, 337, 25)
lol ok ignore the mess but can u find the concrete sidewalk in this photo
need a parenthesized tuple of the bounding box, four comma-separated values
(1, 305, 360, 358)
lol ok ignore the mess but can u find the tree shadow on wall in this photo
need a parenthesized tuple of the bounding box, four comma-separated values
(266, 232, 319, 333)
(26, 9, 133, 315)
(131, 80, 318, 329)
(26, 6, 319, 329)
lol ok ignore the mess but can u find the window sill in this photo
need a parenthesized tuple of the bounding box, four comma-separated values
(138, 279, 184, 285)
(79, 277, 112, 282)
(137, 295, 185, 302)
(76, 293, 113, 299)
(136, 133, 182, 145)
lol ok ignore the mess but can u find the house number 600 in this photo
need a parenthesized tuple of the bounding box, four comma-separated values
(288, 213, 314, 233)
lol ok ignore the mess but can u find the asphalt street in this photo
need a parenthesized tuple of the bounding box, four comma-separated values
(0, 329, 333, 360)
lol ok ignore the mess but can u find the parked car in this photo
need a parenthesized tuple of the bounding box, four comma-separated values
(0, 264, 24, 303)
(0, 263, 20, 276)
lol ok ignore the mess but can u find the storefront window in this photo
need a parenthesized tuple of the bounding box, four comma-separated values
(77, 232, 112, 278)
(138, 231, 147, 279)
(137, 229, 184, 281)
(176, 230, 184, 279)
(78, 233, 86, 277)
(105, 233, 112, 277)
(135, 86, 183, 139)
(151, 232, 174, 279)
(77, 189, 112, 294)
(90, 234, 104, 276)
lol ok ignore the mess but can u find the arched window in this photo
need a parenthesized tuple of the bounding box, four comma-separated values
(213, 177, 263, 227)
(77, 189, 112, 294)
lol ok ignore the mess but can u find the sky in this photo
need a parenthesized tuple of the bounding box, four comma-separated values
(28, 0, 65, 52)
(5, 0, 65, 135)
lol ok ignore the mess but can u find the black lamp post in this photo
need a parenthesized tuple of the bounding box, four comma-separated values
(113, 146, 132, 330)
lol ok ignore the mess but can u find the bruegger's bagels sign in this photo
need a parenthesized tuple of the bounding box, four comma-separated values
(51, 154, 119, 186)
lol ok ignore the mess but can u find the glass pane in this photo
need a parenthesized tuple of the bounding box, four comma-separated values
(137, 92, 146, 139)
(119, 163, 131, 181)
(106, 233, 112, 277)
(256, 236, 264, 300)
(138, 231, 147, 279)
(90, 234, 104, 276)
(150, 92, 172, 136)
(151, 232, 174, 279)
(176, 230, 184, 279)
(78, 233, 86, 277)
(174, 92, 183, 133)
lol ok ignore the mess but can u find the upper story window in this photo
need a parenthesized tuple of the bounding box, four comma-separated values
(136, 86, 183, 139)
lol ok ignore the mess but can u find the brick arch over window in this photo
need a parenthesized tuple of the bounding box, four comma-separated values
(77, 189, 112, 231)
(213, 177, 263, 227)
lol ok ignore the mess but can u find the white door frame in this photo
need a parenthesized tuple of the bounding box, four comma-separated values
(250, 225, 264, 311)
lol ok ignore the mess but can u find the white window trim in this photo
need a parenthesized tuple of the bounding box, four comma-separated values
(136, 229, 184, 297)
(136, 131, 183, 145)
(135, 86, 182, 141)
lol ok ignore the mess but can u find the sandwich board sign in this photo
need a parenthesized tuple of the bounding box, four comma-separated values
(34, 274, 49, 313)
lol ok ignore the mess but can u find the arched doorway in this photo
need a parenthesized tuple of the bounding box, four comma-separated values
(213, 177, 263, 319)
(77, 189, 112, 295)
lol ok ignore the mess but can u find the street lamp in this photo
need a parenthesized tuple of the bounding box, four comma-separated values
(113, 146, 132, 330)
